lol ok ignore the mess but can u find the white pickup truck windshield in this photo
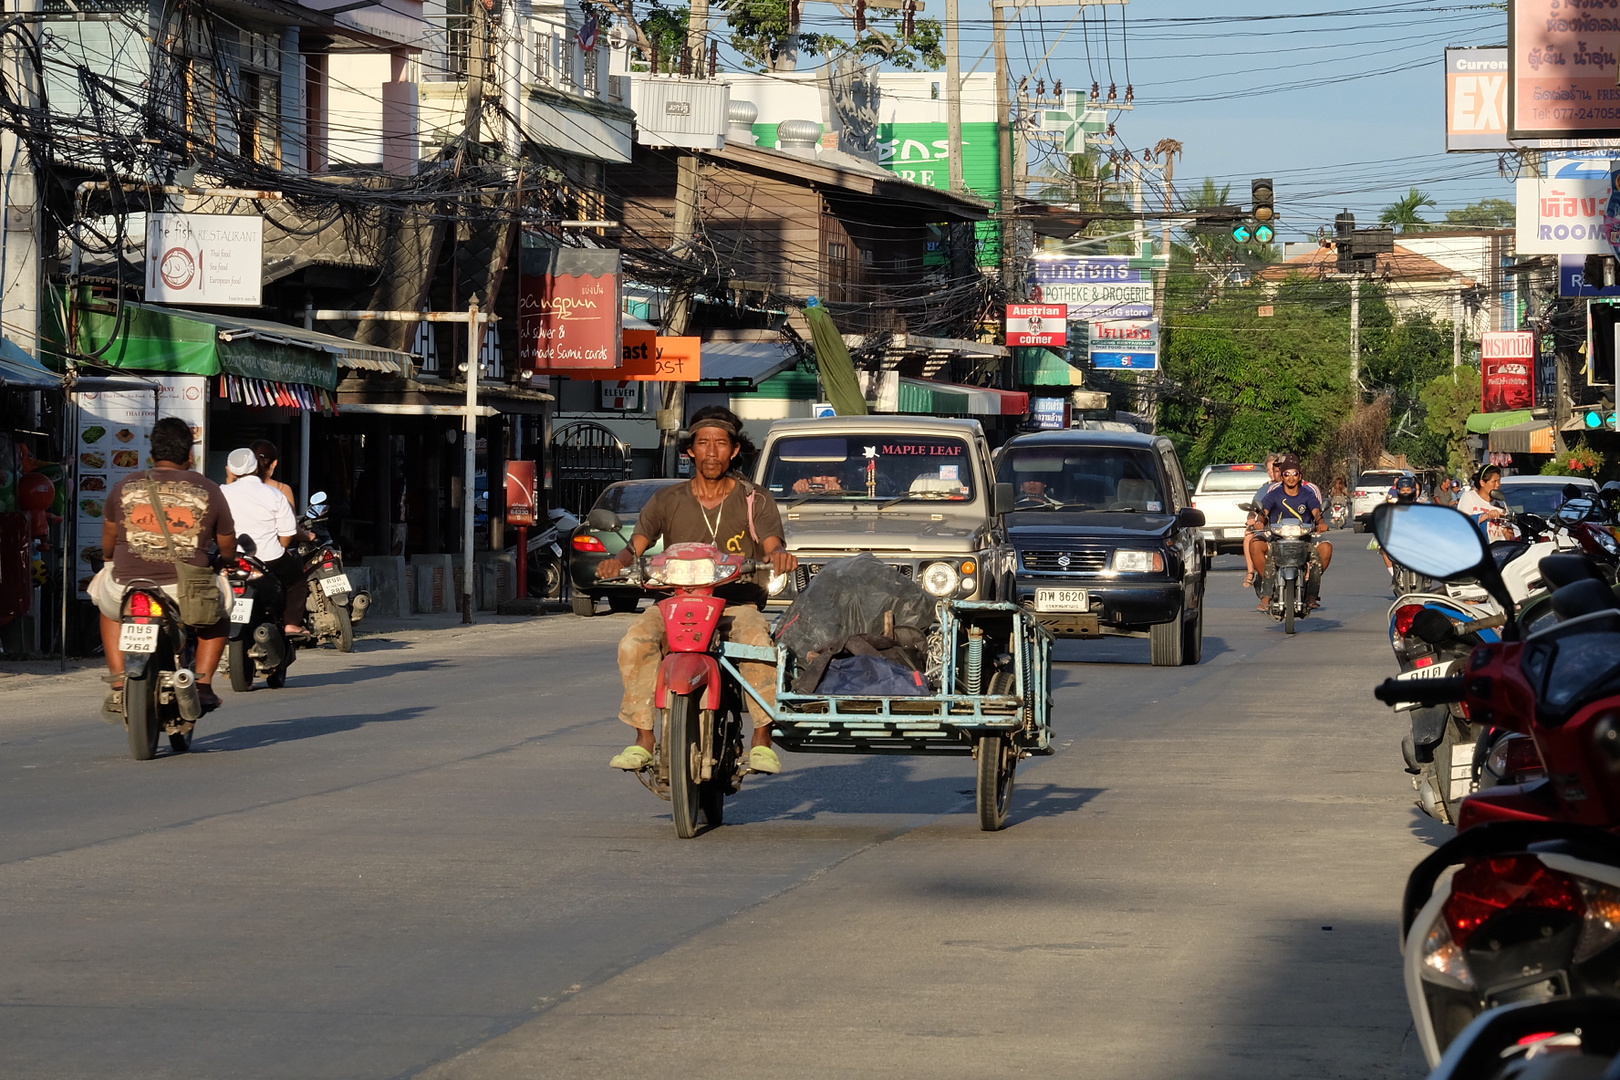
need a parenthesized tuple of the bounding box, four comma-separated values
(763, 435, 976, 502)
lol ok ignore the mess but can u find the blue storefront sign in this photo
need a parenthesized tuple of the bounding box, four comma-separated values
(1559, 254, 1620, 299)
(1091, 352, 1160, 371)
(1029, 255, 1154, 320)
(1031, 396, 1069, 429)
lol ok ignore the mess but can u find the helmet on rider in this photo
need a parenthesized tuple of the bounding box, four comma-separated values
(1393, 474, 1418, 503)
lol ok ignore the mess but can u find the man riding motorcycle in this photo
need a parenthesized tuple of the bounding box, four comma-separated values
(1380, 474, 1419, 578)
(596, 407, 798, 775)
(1252, 455, 1333, 607)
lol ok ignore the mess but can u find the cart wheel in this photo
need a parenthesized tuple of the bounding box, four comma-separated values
(668, 692, 706, 838)
(976, 734, 1016, 831)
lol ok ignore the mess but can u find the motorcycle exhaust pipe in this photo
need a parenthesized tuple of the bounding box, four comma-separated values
(252, 623, 287, 670)
(171, 668, 204, 722)
(350, 591, 371, 623)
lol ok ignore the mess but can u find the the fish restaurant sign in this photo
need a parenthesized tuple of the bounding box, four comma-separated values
(1515, 157, 1620, 254)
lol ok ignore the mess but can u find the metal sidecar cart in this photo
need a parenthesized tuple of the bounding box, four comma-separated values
(719, 600, 1055, 831)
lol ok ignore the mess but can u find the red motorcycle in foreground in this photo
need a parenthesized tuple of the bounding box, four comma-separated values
(594, 520, 766, 839)
(1372, 502, 1620, 1070)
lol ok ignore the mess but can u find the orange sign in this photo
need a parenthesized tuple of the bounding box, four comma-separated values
(552, 335, 703, 381)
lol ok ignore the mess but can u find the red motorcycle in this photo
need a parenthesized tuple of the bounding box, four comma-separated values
(593, 520, 768, 839)
(1372, 502, 1620, 1067)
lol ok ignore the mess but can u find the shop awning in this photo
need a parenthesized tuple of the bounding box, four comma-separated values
(0, 336, 61, 388)
(1487, 419, 1556, 454)
(693, 342, 798, 389)
(1014, 347, 1083, 387)
(1466, 410, 1535, 435)
(74, 301, 410, 392)
(897, 378, 1029, 416)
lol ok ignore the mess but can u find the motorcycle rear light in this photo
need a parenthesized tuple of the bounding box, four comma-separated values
(237, 558, 255, 572)
(1443, 856, 1585, 949)
(573, 535, 608, 553)
(322, 561, 334, 571)
(1575, 881, 1620, 963)
(1394, 603, 1426, 637)
(1420, 920, 1475, 989)
(1414, 656, 1435, 668)
(130, 593, 157, 618)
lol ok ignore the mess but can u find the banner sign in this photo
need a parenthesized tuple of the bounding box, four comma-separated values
(1447, 47, 1511, 152)
(518, 248, 622, 371)
(1029, 256, 1154, 320)
(145, 214, 262, 306)
(71, 375, 208, 597)
(1481, 330, 1537, 411)
(1559, 252, 1620, 297)
(1090, 319, 1159, 371)
(1031, 396, 1069, 429)
(552, 335, 702, 382)
(1515, 158, 1618, 253)
(504, 461, 537, 526)
(1006, 304, 1068, 347)
(1536, 331, 1559, 407)
(600, 380, 640, 409)
(1510, 0, 1620, 139)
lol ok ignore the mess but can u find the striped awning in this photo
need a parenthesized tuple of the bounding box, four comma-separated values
(1487, 419, 1555, 454)
(897, 378, 1029, 416)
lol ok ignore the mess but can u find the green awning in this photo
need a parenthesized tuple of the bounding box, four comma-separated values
(899, 378, 971, 414)
(1466, 410, 1535, 434)
(1014, 347, 1083, 387)
(72, 300, 409, 391)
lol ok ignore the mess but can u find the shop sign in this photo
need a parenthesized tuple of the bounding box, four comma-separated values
(1514, 159, 1617, 253)
(1028, 256, 1154, 319)
(1447, 47, 1510, 152)
(1089, 319, 1159, 371)
(1559, 252, 1620, 297)
(505, 461, 537, 526)
(1031, 397, 1069, 429)
(601, 380, 640, 409)
(518, 248, 622, 371)
(71, 375, 208, 597)
(1482, 331, 1537, 411)
(1537, 331, 1559, 407)
(145, 213, 263, 306)
(1006, 304, 1068, 347)
(1510, 0, 1620, 139)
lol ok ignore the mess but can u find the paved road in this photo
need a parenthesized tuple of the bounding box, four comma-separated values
(1, 538, 1436, 1079)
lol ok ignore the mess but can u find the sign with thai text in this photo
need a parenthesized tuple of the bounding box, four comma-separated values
(1031, 396, 1069, 429)
(145, 214, 262, 306)
(517, 248, 622, 371)
(1029, 256, 1153, 319)
(1481, 330, 1537, 411)
(1515, 158, 1616, 253)
(1006, 304, 1068, 347)
(1089, 319, 1159, 371)
(1511, 0, 1620, 139)
(505, 461, 537, 525)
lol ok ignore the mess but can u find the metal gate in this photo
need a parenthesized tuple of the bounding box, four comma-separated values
(550, 421, 633, 518)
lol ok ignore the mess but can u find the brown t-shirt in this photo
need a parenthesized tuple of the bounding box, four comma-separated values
(634, 478, 785, 604)
(106, 468, 234, 585)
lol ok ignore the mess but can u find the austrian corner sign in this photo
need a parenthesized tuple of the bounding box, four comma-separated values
(145, 213, 263, 306)
(1005, 304, 1068, 347)
(517, 247, 622, 371)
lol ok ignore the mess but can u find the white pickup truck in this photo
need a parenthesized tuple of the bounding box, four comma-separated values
(1190, 463, 1268, 556)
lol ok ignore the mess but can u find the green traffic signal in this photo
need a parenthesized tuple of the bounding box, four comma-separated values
(1254, 223, 1274, 243)
(1588, 410, 1603, 428)
(1232, 224, 1252, 243)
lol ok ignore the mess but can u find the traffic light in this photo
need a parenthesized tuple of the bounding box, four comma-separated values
(1252, 178, 1275, 224)
(1254, 223, 1274, 244)
(1232, 223, 1252, 243)
(1583, 409, 1618, 429)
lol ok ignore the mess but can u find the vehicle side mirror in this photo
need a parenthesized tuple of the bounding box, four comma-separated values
(1174, 506, 1206, 529)
(587, 508, 624, 533)
(1374, 501, 1516, 630)
(307, 490, 328, 517)
(1237, 501, 1257, 513)
(238, 534, 257, 556)
(992, 482, 1015, 516)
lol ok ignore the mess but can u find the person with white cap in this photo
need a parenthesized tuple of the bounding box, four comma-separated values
(222, 446, 304, 637)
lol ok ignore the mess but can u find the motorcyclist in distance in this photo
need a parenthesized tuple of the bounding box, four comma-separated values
(1252, 455, 1333, 608)
(1380, 474, 1419, 579)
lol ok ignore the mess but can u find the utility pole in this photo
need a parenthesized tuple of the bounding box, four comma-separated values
(946, 0, 963, 192)
(686, 0, 710, 63)
(1349, 274, 1360, 389)
(992, 0, 1014, 294)
(462, 299, 480, 624)
(658, 154, 701, 476)
(1, 0, 43, 362)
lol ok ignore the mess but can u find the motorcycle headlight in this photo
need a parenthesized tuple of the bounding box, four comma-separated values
(660, 557, 720, 586)
(921, 561, 959, 596)
(1596, 529, 1620, 557)
(768, 571, 789, 596)
(1111, 550, 1162, 573)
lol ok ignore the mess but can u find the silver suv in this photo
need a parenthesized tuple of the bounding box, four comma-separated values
(1352, 470, 1412, 532)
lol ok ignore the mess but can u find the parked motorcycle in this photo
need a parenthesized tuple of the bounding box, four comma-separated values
(593, 508, 762, 838)
(294, 491, 369, 652)
(1371, 501, 1620, 1064)
(223, 536, 293, 692)
(528, 506, 580, 599)
(114, 581, 208, 759)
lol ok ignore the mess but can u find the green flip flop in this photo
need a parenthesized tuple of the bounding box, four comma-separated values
(609, 745, 653, 771)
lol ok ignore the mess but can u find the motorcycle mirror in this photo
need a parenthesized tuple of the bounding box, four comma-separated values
(238, 534, 258, 556)
(1374, 502, 1518, 634)
(307, 490, 328, 515)
(586, 508, 623, 533)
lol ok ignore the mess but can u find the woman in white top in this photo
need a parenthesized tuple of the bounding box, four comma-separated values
(223, 446, 307, 635)
(1456, 465, 1513, 542)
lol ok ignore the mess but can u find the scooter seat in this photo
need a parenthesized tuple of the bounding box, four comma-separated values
(1551, 577, 1620, 621)
(1539, 552, 1605, 590)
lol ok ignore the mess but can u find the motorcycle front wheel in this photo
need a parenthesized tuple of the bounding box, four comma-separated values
(125, 671, 159, 760)
(1283, 577, 1297, 635)
(667, 692, 708, 839)
(976, 734, 1016, 831)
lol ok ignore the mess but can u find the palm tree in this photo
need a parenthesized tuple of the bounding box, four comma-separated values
(1380, 187, 1437, 233)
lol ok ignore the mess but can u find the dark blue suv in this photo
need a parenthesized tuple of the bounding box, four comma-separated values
(994, 430, 1207, 665)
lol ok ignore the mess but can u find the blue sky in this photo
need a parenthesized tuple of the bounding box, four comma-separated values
(748, 0, 1515, 242)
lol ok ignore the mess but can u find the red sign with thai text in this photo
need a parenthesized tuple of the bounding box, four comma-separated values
(517, 248, 622, 371)
(1481, 331, 1536, 412)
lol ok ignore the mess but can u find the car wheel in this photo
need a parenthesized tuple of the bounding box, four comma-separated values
(1181, 606, 1203, 666)
(1150, 605, 1184, 666)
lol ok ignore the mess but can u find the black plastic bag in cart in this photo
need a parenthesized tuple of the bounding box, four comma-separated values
(773, 553, 938, 664)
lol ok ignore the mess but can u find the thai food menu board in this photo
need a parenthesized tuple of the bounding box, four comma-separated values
(71, 376, 208, 597)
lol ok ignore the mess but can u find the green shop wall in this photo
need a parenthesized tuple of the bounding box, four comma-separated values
(751, 121, 1002, 267)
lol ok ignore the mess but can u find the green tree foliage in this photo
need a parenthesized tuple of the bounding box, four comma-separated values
(1380, 187, 1438, 233)
(1157, 277, 1353, 474)
(1443, 198, 1515, 230)
(1360, 305, 1457, 468)
(721, 0, 943, 70)
(639, 2, 690, 59)
(1420, 367, 1481, 474)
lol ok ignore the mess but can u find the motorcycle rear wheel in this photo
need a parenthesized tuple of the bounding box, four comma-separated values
(1283, 578, 1297, 635)
(333, 606, 354, 653)
(125, 672, 159, 760)
(667, 692, 706, 838)
(227, 639, 252, 693)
